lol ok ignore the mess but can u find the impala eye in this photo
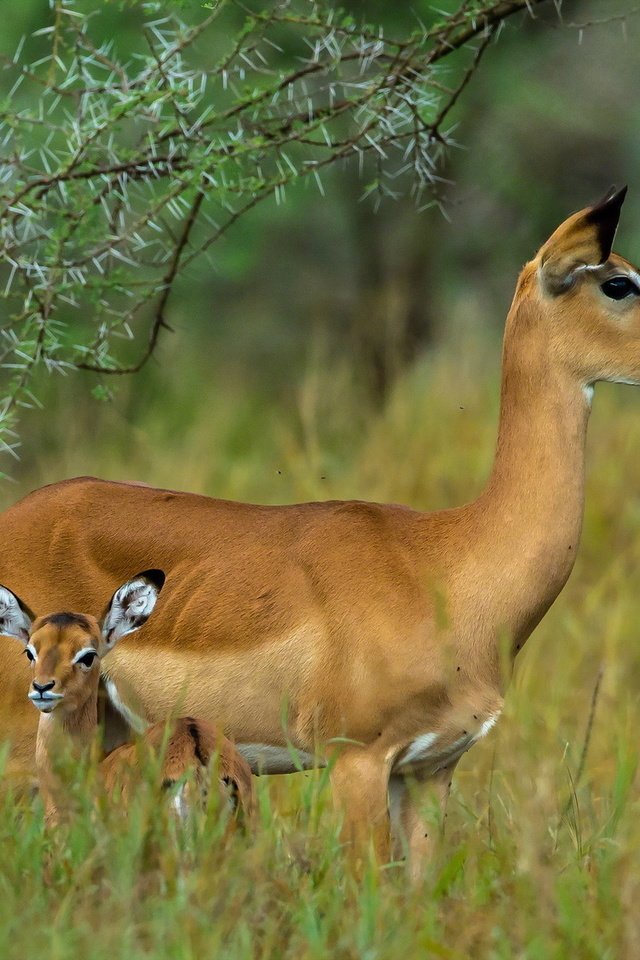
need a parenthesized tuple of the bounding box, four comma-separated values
(600, 276, 639, 300)
(24, 646, 35, 663)
(75, 651, 97, 669)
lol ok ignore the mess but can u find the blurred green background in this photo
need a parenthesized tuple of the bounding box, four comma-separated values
(1, 0, 638, 503)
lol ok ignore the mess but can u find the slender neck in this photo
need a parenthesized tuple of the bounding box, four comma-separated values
(471, 294, 591, 643)
(487, 300, 590, 527)
(35, 682, 99, 821)
(37, 689, 99, 756)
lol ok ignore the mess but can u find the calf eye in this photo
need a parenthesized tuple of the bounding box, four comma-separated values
(600, 277, 639, 300)
(76, 651, 97, 669)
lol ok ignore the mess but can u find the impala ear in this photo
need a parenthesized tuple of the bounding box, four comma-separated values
(539, 186, 627, 295)
(99, 569, 165, 655)
(0, 585, 34, 643)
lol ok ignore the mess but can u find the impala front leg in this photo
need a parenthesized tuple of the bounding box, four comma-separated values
(389, 764, 456, 883)
(329, 747, 392, 867)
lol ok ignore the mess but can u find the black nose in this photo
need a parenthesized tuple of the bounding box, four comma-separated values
(32, 680, 55, 694)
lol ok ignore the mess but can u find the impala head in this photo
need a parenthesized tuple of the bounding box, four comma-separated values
(519, 186, 640, 390)
(0, 570, 165, 715)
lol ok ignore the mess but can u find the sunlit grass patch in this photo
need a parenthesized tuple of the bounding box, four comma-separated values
(3, 348, 640, 956)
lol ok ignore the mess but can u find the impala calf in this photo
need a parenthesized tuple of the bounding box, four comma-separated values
(0, 570, 255, 826)
(1, 187, 639, 878)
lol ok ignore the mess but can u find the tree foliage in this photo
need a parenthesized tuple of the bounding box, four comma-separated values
(0, 0, 551, 463)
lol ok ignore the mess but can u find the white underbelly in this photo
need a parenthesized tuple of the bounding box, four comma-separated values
(237, 743, 322, 775)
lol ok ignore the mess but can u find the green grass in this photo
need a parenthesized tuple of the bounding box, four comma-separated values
(3, 340, 640, 958)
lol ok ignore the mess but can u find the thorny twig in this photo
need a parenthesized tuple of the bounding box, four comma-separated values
(0, 0, 559, 462)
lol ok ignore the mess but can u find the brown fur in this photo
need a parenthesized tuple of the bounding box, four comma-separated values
(25, 616, 255, 826)
(1, 192, 639, 875)
(99, 717, 255, 822)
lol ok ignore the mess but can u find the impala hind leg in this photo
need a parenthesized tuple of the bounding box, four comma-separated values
(329, 748, 391, 867)
(388, 765, 455, 883)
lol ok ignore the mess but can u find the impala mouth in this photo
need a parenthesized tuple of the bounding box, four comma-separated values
(28, 691, 64, 713)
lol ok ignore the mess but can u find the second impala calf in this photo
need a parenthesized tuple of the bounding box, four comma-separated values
(0, 570, 255, 826)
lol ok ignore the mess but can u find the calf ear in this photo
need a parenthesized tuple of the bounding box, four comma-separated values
(99, 569, 165, 655)
(0, 585, 34, 643)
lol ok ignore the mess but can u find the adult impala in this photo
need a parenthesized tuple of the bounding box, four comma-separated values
(0, 571, 255, 826)
(0, 188, 638, 876)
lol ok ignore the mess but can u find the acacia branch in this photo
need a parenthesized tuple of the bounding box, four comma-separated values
(0, 0, 578, 462)
(75, 189, 205, 375)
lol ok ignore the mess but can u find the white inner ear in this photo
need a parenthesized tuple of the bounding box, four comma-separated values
(101, 577, 160, 649)
(0, 586, 32, 643)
